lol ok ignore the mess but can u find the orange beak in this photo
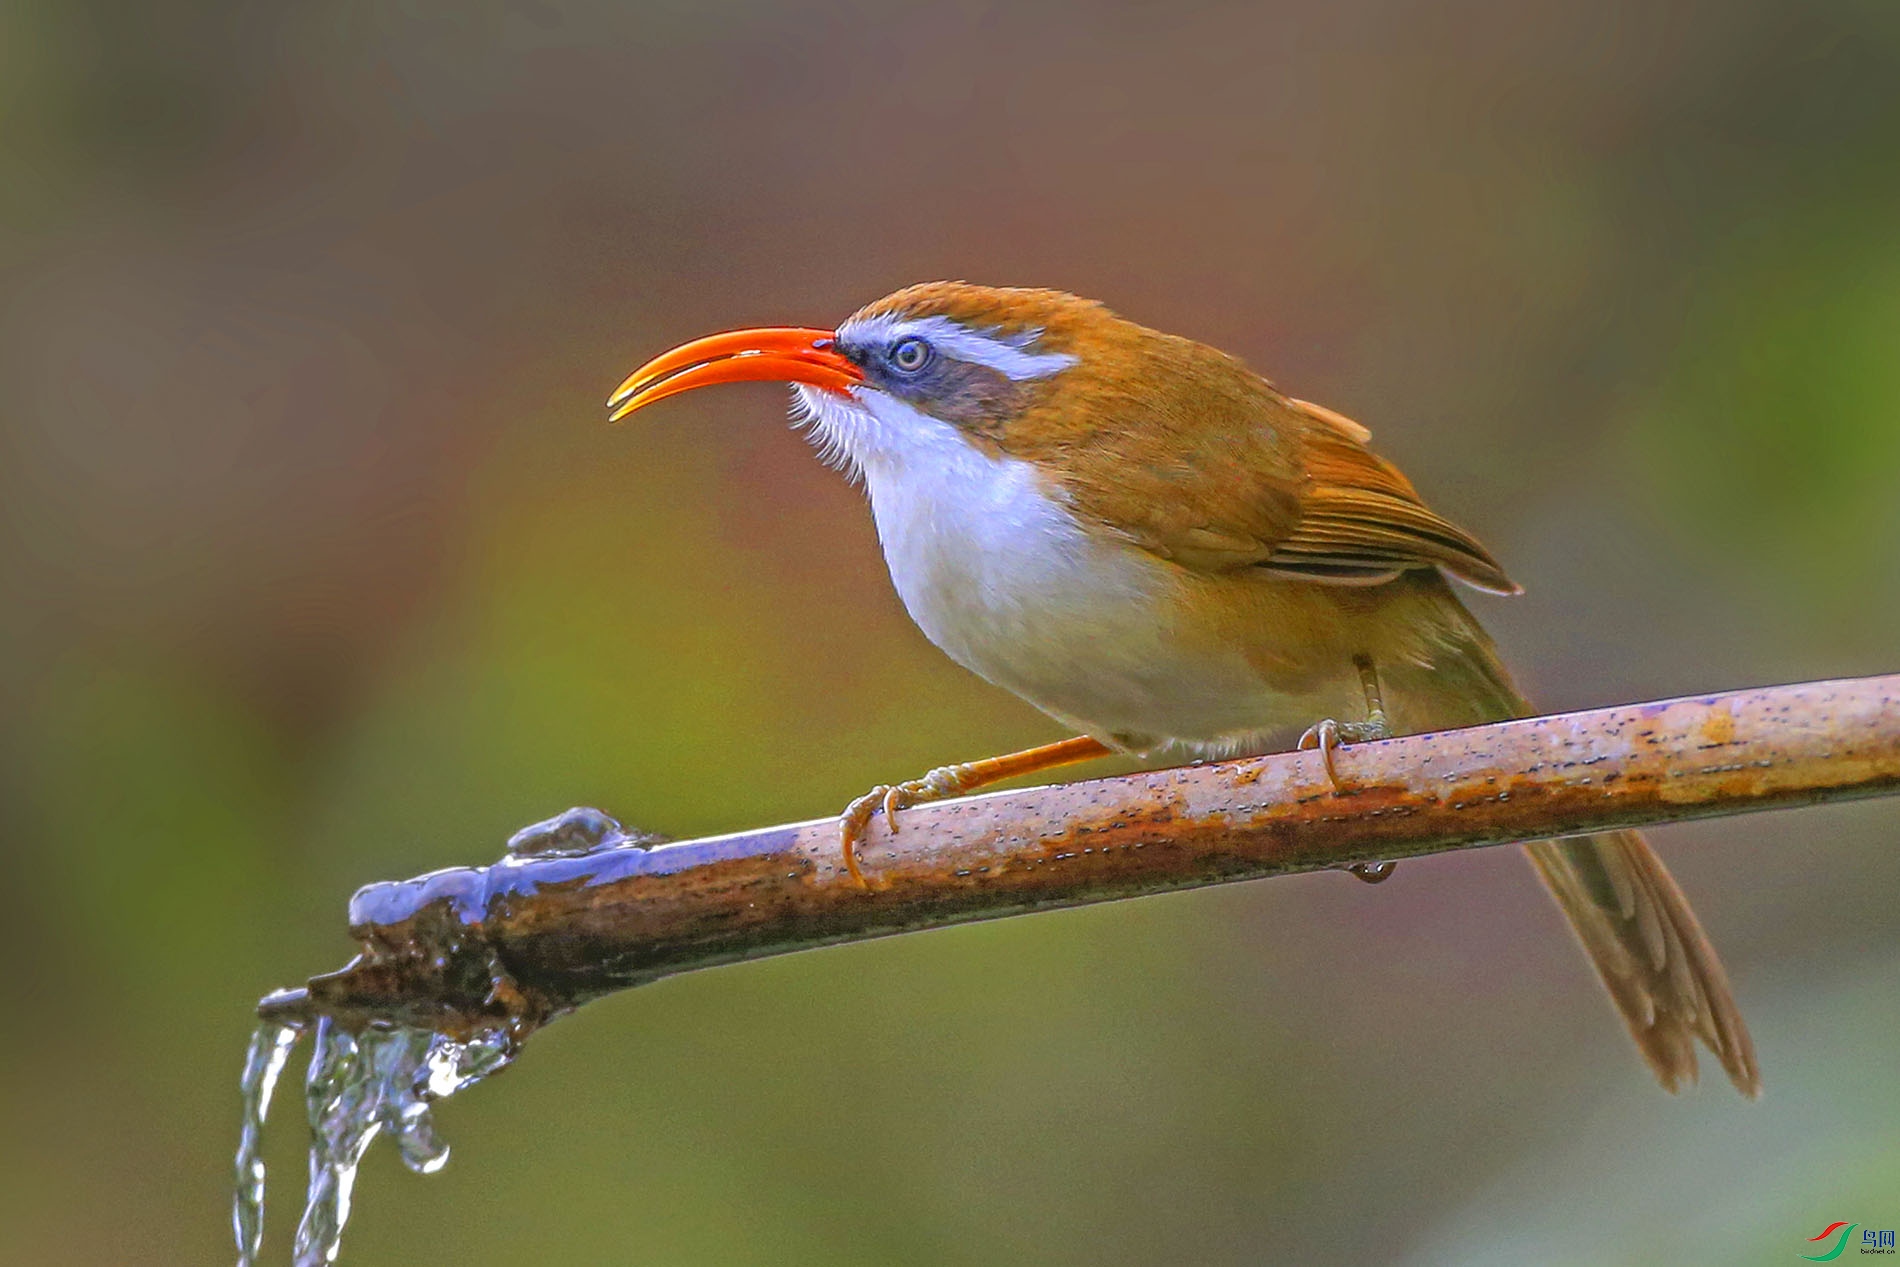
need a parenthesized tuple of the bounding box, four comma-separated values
(606, 326, 862, 422)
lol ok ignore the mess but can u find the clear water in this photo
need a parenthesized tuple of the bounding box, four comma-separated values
(234, 1018, 517, 1266)
(234, 1023, 302, 1265)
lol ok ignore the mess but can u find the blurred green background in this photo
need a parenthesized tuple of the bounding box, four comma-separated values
(3, 1, 1898, 1263)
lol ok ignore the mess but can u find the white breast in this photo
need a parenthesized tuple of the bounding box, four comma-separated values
(789, 385, 1283, 749)
(864, 414, 1142, 679)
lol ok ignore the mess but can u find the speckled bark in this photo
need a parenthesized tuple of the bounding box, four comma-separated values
(260, 675, 1900, 1040)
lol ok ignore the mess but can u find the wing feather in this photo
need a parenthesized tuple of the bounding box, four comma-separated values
(1016, 331, 1519, 594)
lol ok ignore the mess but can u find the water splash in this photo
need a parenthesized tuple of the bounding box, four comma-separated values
(234, 1018, 517, 1266)
(235, 806, 642, 1262)
(235, 1023, 303, 1266)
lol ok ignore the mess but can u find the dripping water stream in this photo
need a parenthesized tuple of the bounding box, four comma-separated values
(231, 807, 645, 1264)
(234, 1023, 301, 1264)
(232, 1018, 519, 1266)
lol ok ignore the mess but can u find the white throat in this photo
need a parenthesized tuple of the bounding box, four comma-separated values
(785, 384, 1332, 752)
(787, 384, 1173, 737)
(790, 382, 1097, 633)
(789, 384, 1073, 577)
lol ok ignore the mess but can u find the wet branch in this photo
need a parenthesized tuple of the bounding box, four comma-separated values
(259, 675, 1900, 1040)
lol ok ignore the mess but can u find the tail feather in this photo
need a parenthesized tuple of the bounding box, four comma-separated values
(1524, 832, 1760, 1096)
(1389, 575, 1761, 1096)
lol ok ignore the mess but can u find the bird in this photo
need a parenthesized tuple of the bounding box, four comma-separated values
(606, 281, 1760, 1097)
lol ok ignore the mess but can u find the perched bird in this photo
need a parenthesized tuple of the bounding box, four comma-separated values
(607, 282, 1760, 1097)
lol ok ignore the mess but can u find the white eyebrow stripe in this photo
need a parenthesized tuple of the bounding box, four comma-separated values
(841, 313, 1078, 381)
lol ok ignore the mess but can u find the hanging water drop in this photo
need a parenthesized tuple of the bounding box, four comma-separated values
(1347, 860, 1398, 884)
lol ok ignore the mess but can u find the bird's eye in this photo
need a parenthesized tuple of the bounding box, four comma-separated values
(888, 336, 932, 373)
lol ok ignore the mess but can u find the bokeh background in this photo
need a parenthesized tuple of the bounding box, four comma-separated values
(4, 1, 1898, 1263)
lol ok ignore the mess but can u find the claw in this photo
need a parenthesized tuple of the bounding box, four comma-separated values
(1297, 713, 1393, 793)
(1297, 718, 1344, 789)
(836, 765, 976, 887)
(1299, 736, 1400, 883)
(837, 786, 893, 888)
(1305, 657, 1397, 880)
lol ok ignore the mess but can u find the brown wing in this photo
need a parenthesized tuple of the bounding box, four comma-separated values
(1264, 399, 1520, 594)
(1017, 326, 1517, 593)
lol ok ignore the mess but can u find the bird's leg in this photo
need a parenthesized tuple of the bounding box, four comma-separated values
(1297, 654, 1394, 784)
(1296, 655, 1400, 884)
(838, 735, 1113, 886)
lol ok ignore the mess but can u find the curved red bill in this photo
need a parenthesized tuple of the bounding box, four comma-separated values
(606, 326, 860, 421)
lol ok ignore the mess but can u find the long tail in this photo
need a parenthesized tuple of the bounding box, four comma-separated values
(1520, 831, 1759, 1095)
(1392, 581, 1761, 1096)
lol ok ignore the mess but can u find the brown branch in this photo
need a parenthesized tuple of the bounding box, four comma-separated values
(258, 674, 1900, 1040)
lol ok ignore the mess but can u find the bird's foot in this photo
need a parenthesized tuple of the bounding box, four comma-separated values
(1297, 712, 1397, 884)
(1296, 713, 1394, 790)
(837, 762, 979, 887)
